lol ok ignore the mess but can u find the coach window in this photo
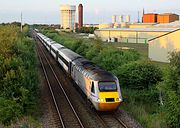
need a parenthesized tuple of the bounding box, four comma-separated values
(91, 82, 95, 94)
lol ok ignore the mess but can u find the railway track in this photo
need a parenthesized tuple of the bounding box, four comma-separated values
(36, 38, 84, 128)
(32, 31, 141, 128)
(96, 112, 128, 128)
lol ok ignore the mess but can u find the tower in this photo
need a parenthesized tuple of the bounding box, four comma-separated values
(112, 15, 117, 24)
(126, 15, 130, 23)
(78, 4, 83, 29)
(142, 8, 145, 22)
(118, 15, 123, 23)
(60, 5, 76, 30)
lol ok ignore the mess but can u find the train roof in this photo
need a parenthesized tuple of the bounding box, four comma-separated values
(60, 48, 82, 61)
(51, 43, 64, 49)
(73, 58, 117, 81)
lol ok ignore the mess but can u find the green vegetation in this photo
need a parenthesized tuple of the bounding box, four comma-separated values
(115, 61, 162, 89)
(77, 26, 98, 34)
(0, 24, 41, 126)
(39, 26, 179, 128)
(157, 51, 180, 128)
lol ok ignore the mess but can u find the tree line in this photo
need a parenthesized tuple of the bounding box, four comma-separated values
(0, 24, 39, 125)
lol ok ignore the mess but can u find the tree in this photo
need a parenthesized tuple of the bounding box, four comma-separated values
(115, 61, 162, 89)
(158, 51, 180, 128)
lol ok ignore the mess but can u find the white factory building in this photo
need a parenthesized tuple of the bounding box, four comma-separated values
(95, 21, 180, 63)
(60, 5, 76, 30)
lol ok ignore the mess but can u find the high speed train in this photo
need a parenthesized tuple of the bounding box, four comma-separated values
(36, 31, 123, 111)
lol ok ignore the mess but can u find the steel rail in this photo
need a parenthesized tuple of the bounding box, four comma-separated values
(37, 40, 85, 128)
(36, 43, 65, 128)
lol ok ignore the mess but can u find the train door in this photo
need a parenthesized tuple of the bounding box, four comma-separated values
(68, 62, 72, 74)
(56, 51, 58, 61)
(90, 82, 96, 102)
(71, 64, 76, 80)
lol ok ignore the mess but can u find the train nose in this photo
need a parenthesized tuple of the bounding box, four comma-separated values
(98, 92, 122, 111)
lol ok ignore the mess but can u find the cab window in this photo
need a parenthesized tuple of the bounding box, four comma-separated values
(91, 82, 95, 94)
(98, 82, 117, 92)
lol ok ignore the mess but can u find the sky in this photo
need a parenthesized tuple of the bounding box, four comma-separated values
(0, 0, 180, 24)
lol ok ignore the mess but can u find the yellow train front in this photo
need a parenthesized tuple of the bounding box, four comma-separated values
(88, 74, 122, 111)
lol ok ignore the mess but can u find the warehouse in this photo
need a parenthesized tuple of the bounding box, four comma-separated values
(148, 28, 180, 63)
(94, 28, 174, 43)
(157, 13, 179, 23)
(95, 27, 180, 63)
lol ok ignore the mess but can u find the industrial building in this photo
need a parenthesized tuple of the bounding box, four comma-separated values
(157, 13, 179, 23)
(78, 4, 83, 29)
(60, 5, 76, 30)
(148, 28, 180, 62)
(143, 13, 179, 23)
(143, 13, 158, 23)
(95, 28, 174, 43)
(95, 25, 180, 63)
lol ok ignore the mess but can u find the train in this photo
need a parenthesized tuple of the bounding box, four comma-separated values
(36, 31, 123, 111)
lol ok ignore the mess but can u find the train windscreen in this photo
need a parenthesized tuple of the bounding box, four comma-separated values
(98, 82, 117, 92)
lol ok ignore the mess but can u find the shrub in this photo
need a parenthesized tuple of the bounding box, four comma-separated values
(158, 51, 180, 128)
(0, 25, 39, 125)
(115, 61, 162, 89)
(93, 48, 140, 71)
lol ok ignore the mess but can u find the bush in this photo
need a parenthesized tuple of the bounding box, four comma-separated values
(115, 61, 162, 89)
(158, 51, 180, 128)
(92, 48, 140, 71)
(0, 25, 39, 125)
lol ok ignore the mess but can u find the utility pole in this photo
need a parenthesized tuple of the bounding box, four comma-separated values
(21, 12, 23, 32)
(138, 11, 140, 23)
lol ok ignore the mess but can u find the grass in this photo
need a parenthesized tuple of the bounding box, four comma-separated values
(0, 116, 42, 128)
(121, 88, 168, 128)
(113, 42, 148, 59)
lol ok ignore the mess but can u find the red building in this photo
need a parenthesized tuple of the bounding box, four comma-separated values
(157, 13, 179, 23)
(143, 13, 158, 23)
(78, 4, 83, 29)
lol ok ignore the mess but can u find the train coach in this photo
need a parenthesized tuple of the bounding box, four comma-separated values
(36, 31, 123, 111)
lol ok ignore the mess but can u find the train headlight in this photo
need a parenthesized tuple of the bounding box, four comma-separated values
(116, 98, 120, 101)
(97, 98, 104, 102)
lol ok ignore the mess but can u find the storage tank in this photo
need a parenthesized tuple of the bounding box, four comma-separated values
(112, 15, 117, 24)
(113, 22, 120, 28)
(126, 15, 130, 23)
(119, 15, 123, 23)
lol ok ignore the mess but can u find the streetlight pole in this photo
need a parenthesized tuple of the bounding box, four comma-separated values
(21, 12, 23, 32)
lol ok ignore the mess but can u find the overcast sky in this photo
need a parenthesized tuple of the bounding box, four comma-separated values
(0, 0, 180, 24)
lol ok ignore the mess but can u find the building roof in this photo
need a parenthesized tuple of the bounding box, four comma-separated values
(144, 13, 158, 15)
(131, 23, 158, 25)
(96, 27, 178, 32)
(158, 13, 179, 16)
(155, 21, 180, 27)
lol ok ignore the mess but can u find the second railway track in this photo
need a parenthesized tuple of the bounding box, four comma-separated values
(36, 38, 84, 128)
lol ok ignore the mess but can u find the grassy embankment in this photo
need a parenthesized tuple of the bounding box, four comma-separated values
(0, 24, 42, 127)
(38, 26, 180, 128)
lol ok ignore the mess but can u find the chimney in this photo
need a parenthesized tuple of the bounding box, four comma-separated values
(78, 4, 83, 29)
